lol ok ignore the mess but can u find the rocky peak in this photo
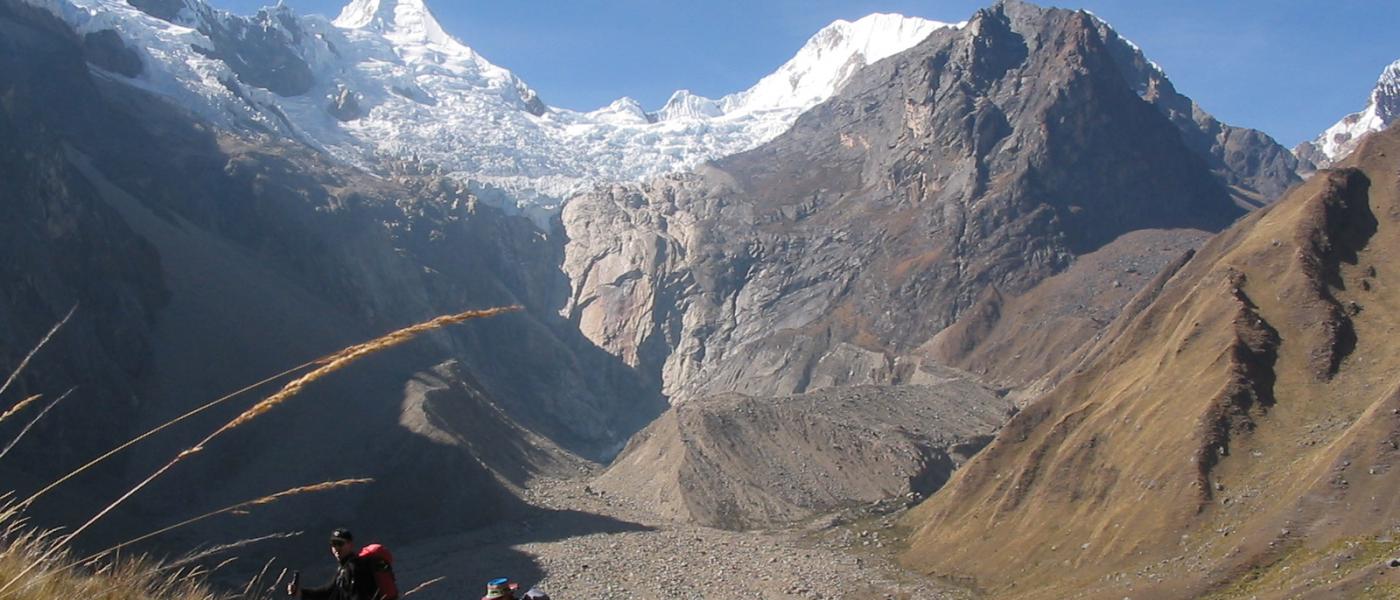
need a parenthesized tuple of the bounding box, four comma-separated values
(1295, 58, 1400, 169)
(1067, 7, 1302, 205)
(954, 4, 1028, 87)
(332, 0, 542, 115)
(1372, 59, 1400, 122)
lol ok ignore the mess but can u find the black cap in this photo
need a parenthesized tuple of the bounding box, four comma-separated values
(331, 528, 354, 542)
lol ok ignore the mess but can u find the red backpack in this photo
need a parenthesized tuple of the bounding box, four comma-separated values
(358, 544, 399, 600)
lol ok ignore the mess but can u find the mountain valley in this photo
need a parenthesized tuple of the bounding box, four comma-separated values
(0, 0, 1396, 598)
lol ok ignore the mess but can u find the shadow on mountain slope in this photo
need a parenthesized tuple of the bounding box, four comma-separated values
(0, 0, 664, 580)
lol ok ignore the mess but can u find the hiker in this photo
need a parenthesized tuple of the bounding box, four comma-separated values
(287, 528, 398, 600)
(482, 578, 517, 600)
(482, 578, 549, 600)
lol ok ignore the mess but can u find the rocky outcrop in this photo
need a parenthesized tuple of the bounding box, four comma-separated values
(521, 89, 547, 117)
(126, 0, 185, 22)
(561, 1, 1294, 404)
(327, 85, 362, 121)
(901, 123, 1400, 600)
(189, 4, 315, 97)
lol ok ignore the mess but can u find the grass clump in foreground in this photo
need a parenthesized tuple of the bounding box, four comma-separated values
(0, 306, 521, 598)
(0, 501, 223, 600)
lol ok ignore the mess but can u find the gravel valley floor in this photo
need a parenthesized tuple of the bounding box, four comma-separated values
(393, 471, 972, 599)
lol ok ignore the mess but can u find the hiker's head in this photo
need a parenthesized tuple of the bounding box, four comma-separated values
(329, 528, 357, 560)
(483, 578, 513, 599)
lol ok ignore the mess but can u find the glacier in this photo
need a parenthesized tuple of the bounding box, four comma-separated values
(26, 0, 958, 217)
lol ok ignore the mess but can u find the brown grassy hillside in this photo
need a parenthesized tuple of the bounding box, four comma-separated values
(901, 125, 1400, 599)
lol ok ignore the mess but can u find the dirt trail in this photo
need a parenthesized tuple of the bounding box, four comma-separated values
(393, 472, 970, 600)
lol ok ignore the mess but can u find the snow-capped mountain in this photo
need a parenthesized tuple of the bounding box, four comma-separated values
(25, 0, 954, 215)
(720, 12, 950, 115)
(1296, 59, 1400, 168)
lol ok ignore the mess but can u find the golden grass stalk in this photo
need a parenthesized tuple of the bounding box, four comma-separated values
(83, 479, 370, 564)
(0, 396, 41, 427)
(0, 389, 74, 462)
(206, 556, 239, 575)
(0, 306, 520, 596)
(162, 531, 302, 572)
(0, 305, 75, 403)
(266, 567, 291, 600)
(402, 576, 446, 598)
(241, 558, 276, 598)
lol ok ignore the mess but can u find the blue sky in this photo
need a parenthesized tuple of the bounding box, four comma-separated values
(211, 0, 1400, 147)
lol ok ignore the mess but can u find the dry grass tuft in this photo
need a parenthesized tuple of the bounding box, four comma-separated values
(0, 501, 224, 600)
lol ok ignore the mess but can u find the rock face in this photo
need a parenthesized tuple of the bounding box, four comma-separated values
(902, 125, 1400, 599)
(0, 0, 660, 560)
(1296, 59, 1400, 170)
(595, 378, 1010, 530)
(924, 227, 1209, 390)
(1084, 13, 1300, 207)
(561, 1, 1298, 404)
(0, 0, 167, 480)
(327, 85, 362, 120)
